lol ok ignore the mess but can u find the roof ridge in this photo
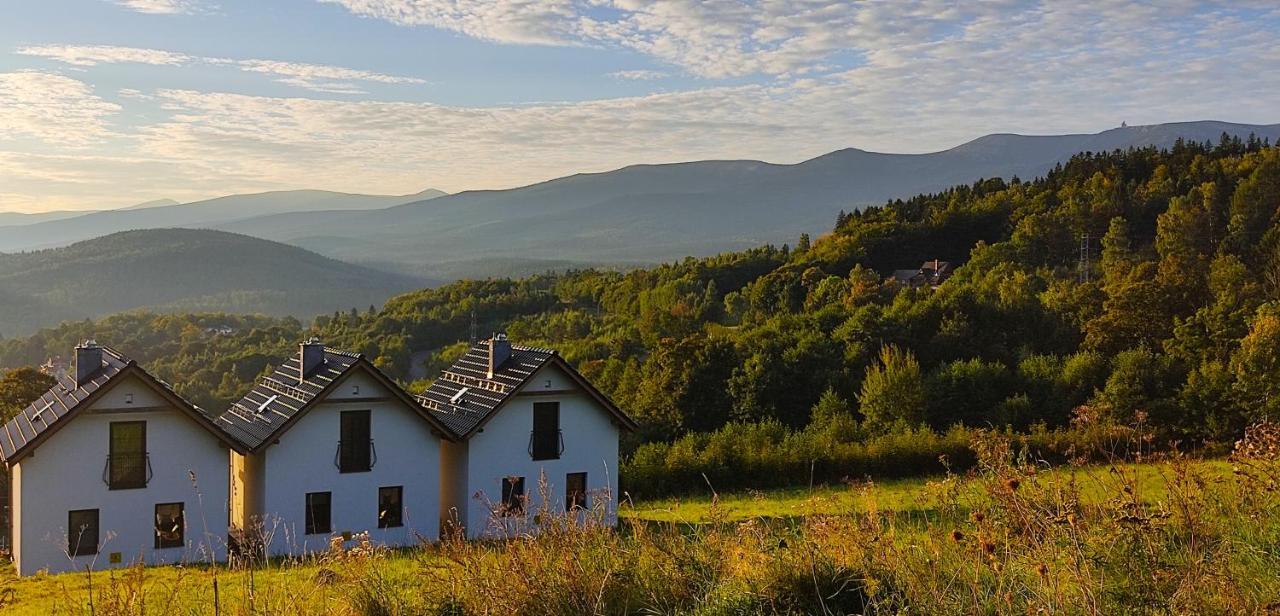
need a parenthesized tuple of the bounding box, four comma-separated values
(98, 345, 132, 363)
(323, 347, 362, 358)
(510, 344, 557, 354)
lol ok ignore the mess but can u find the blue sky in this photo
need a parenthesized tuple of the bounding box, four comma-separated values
(2, 0, 1278, 212)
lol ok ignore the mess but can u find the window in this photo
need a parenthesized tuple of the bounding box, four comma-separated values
(531, 402, 561, 460)
(378, 486, 403, 528)
(305, 492, 332, 535)
(108, 421, 147, 489)
(501, 477, 525, 516)
(339, 410, 372, 473)
(155, 502, 184, 549)
(68, 509, 99, 556)
(566, 472, 588, 511)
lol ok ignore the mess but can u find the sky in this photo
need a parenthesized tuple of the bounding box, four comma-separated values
(1, 1, 1278, 213)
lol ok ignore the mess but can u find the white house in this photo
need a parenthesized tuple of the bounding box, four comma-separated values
(217, 340, 454, 557)
(0, 342, 243, 576)
(417, 334, 636, 538)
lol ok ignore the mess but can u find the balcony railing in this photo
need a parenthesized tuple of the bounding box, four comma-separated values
(528, 429, 564, 461)
(103, 453, 152, 490)
(334, 439, 377, 473)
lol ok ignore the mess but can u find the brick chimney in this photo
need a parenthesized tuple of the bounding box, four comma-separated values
(300, 337, 326, 381)
(74, 340, 103, 387)
(487, 333, 512, 378)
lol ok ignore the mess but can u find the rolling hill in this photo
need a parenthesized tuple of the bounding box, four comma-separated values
(0, 229, 430, 336)
(0, 188, 446, 252)
(3, 121, 1276, 281)
(210, 121, 1280, 278)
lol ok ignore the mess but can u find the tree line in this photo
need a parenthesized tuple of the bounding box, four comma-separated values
(3, 136, 1278, 489)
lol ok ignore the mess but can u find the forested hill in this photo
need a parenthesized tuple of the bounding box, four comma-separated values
(3, 137, 1279, 448)
(0, 229, 426, 336)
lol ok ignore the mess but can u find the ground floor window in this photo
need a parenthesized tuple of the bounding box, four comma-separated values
(305, 492, 332, 535)
(154, 502, 184, 549)
(501, 476, 525, 515)
(378, 486, 403, 528)
(68, 509, 99, 556)
(566, 472, 588, 511)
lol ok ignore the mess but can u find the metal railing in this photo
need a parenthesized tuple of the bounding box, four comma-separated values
(528, 429, 564, 460)
(334, 439, 377, 472)
(103, 453, 152, 489)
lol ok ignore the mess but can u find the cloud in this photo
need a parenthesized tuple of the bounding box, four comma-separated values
(236, 59, 426, 93)
(320, 0, 1280, 80)
(3, 1, 1278, 211)
(110, 0, 201, 14)
(608, 69, 668, 80)
(16, 44, 192, 67)
(318, 0, 582, 45)
(0, 71, 120, 146)
(14, 45, 425, 94)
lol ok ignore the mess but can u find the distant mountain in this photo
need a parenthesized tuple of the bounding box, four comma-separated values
(0, 209, 101, 227)
(118, 198, 181, 210)
(0, 188, 447, 252)
(212, 121, 1280, 277)
(0, 229, 430, 336)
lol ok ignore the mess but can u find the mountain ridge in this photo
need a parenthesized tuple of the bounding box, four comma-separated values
(3, 121, 1277, 280)
(0, 188, 448, 253)
(0, 228, 431, 336)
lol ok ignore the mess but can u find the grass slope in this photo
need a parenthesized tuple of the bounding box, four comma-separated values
(0, 229, 428, 336)
(3, 452, 1273, 614)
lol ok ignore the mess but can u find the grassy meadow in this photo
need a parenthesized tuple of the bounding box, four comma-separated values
(2, 427, 1279, 615)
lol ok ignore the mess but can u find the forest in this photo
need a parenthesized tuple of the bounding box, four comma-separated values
(3, 136, 1278, 496)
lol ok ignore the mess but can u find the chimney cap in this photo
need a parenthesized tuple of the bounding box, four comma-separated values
(78, 339, 100, 349)
(304, 336, 323, 345)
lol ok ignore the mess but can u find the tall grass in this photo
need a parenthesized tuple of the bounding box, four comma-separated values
(8, 423, 1280, 614)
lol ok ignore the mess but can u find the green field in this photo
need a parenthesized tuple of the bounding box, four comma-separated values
(624, 460, 1234, 524)
(1, 456, 1274, 615)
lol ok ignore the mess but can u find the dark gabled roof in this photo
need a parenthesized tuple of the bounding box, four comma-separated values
(417, 340, 636, 438)
(217, 347, 454, 451)
(0, 346, 242, 464)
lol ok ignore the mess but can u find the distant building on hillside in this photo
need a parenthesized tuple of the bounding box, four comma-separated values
(39, 356, 68, 381)
(889, 259, 954, 289)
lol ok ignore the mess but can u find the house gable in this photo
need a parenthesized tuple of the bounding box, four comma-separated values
(218, 347, 454, 453)
(1, 347, 241, 464)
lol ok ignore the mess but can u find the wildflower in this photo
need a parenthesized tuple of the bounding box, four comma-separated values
(1004, 478, 1021, 491)
(971, 511, 986, 523)
(981, 541, 996, 555)
(951, 529, 965, 543)
(1036, 563, 1049, 577)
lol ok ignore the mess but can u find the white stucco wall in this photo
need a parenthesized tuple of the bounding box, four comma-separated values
(460, 364, 621, 538)
(251, 370, 443, 557)
(12, 375, 231, 576)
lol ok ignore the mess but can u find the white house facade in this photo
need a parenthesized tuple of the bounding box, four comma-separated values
(1, 335, 628, 575)
(1, 343, 242, 576)
(418, 335, 636, 538)
(217, 341, 453, 557)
